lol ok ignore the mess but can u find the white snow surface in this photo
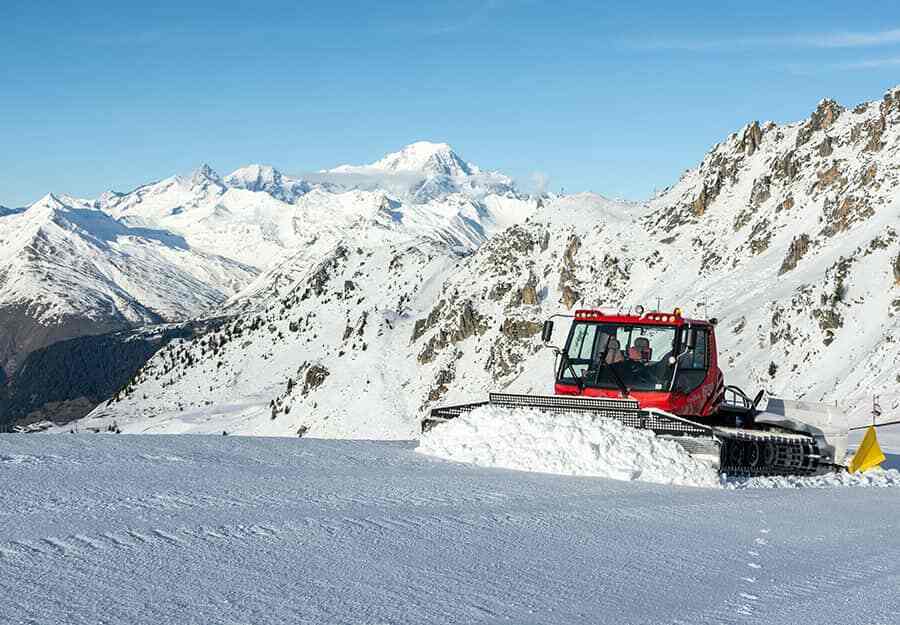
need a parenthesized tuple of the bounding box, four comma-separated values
(2, 433, 899, 625)
(418, 406, 900, 490)
(327, 140, 480, 176)
(728, 467, 900, 489)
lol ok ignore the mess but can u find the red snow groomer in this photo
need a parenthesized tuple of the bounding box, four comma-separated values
(424, 306, 855, 477)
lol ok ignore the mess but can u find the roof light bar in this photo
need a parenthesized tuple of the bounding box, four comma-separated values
(573, 308, 685, 323)
(575, 309, 605, 321)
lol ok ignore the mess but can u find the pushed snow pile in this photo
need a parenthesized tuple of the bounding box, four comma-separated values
(416, 405, 721, 488)
(417, 406, 900, 490)
(726, 467, 900, 490)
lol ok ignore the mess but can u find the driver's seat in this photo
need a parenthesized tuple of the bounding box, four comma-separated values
(605, 338, 624, 364)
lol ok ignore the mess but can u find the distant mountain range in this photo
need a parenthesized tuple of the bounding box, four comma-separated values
(3, 86, 900, 435)
(0, 142, 537, 425)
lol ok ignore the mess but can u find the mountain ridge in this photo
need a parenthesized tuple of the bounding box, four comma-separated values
(0, 143, 537, 420)
(69, 85, 900, 437)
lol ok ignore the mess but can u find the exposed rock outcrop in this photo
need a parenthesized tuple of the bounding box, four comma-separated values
(750, 176, 771, 207)
(558, 234, 582, 309)
(796, 99, 843, 147)
(779, 234, 811, 274)
(822, 196, 873, 237)
(773, 150, 799, 181)
(514, 272, 540, 306)
(740, 121, 763, 156)
(500, 319, 542, 340)
(417, 301, 488, 364)
(302, 365, 330, 396)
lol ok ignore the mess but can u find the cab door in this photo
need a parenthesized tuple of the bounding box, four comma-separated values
(673, 326, 724, 417)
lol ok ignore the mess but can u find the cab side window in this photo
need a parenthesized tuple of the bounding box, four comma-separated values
(684, 329, 708, 370)
(675, 328, 709, 394)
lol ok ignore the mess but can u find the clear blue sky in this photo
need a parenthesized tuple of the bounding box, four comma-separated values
(3, 1, 900, 206)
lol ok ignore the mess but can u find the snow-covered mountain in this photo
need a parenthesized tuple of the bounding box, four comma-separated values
(0, 193, 256, 378)
(97, 163, 311, 268)
(323, 141, 518, 202)
(86, 144, 536, 318)
(222, 164, 312, 203)
(75, 86, 900, 437)
(0, 143, 536, 416)
(328, 141, 480, 178)
(410, 88, 900, 426)
(96, 146, 531, 270)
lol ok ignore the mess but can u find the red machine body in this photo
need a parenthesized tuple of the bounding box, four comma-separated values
(553, 308, 725, 420)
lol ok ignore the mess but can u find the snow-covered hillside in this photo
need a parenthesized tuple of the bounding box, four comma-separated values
(83, 240, 461, 437)
(75, 87, 900, 437)
(410, 88, 900, 427)
(0, 193, 255, 376)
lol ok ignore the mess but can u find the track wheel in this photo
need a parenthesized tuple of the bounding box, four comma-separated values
(743, 440, 761, 467)
(762, 441, 777, 468)
(726, 440, 744, 467)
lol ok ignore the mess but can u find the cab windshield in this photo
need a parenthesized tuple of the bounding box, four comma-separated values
(560, 322, 678, 392)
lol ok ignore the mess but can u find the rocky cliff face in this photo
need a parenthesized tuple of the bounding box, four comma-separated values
(410, 87, 900, 423)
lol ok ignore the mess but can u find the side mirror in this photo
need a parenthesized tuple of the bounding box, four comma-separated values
(541, 320, 554, 343)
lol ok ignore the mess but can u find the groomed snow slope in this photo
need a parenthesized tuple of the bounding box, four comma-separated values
(1, 434, 898, 625)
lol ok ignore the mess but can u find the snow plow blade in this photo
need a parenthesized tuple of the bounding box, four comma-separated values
(424, 393, 822, 477)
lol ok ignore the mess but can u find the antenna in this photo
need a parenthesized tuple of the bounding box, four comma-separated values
(656, 296, 661, 312)
(873, 395, 882, 425)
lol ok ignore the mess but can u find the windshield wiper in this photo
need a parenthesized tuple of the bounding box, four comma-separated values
(595, 348, 630, 398)
(604, 361, 631, 398)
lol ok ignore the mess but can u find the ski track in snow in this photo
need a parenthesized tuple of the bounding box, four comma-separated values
(1, 434, 898, 625)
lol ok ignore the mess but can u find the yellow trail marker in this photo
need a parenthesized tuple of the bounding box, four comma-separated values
(849, 426, 885, 473)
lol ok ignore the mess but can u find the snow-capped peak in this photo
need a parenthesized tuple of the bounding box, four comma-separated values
(224, 164, 283, 190)
(223, 163, 311, 202)
(327, 141, 480, 178)
(371, 141, 477, 176)
(189, 163, 222, 187)
(33, 192, 65, 209)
